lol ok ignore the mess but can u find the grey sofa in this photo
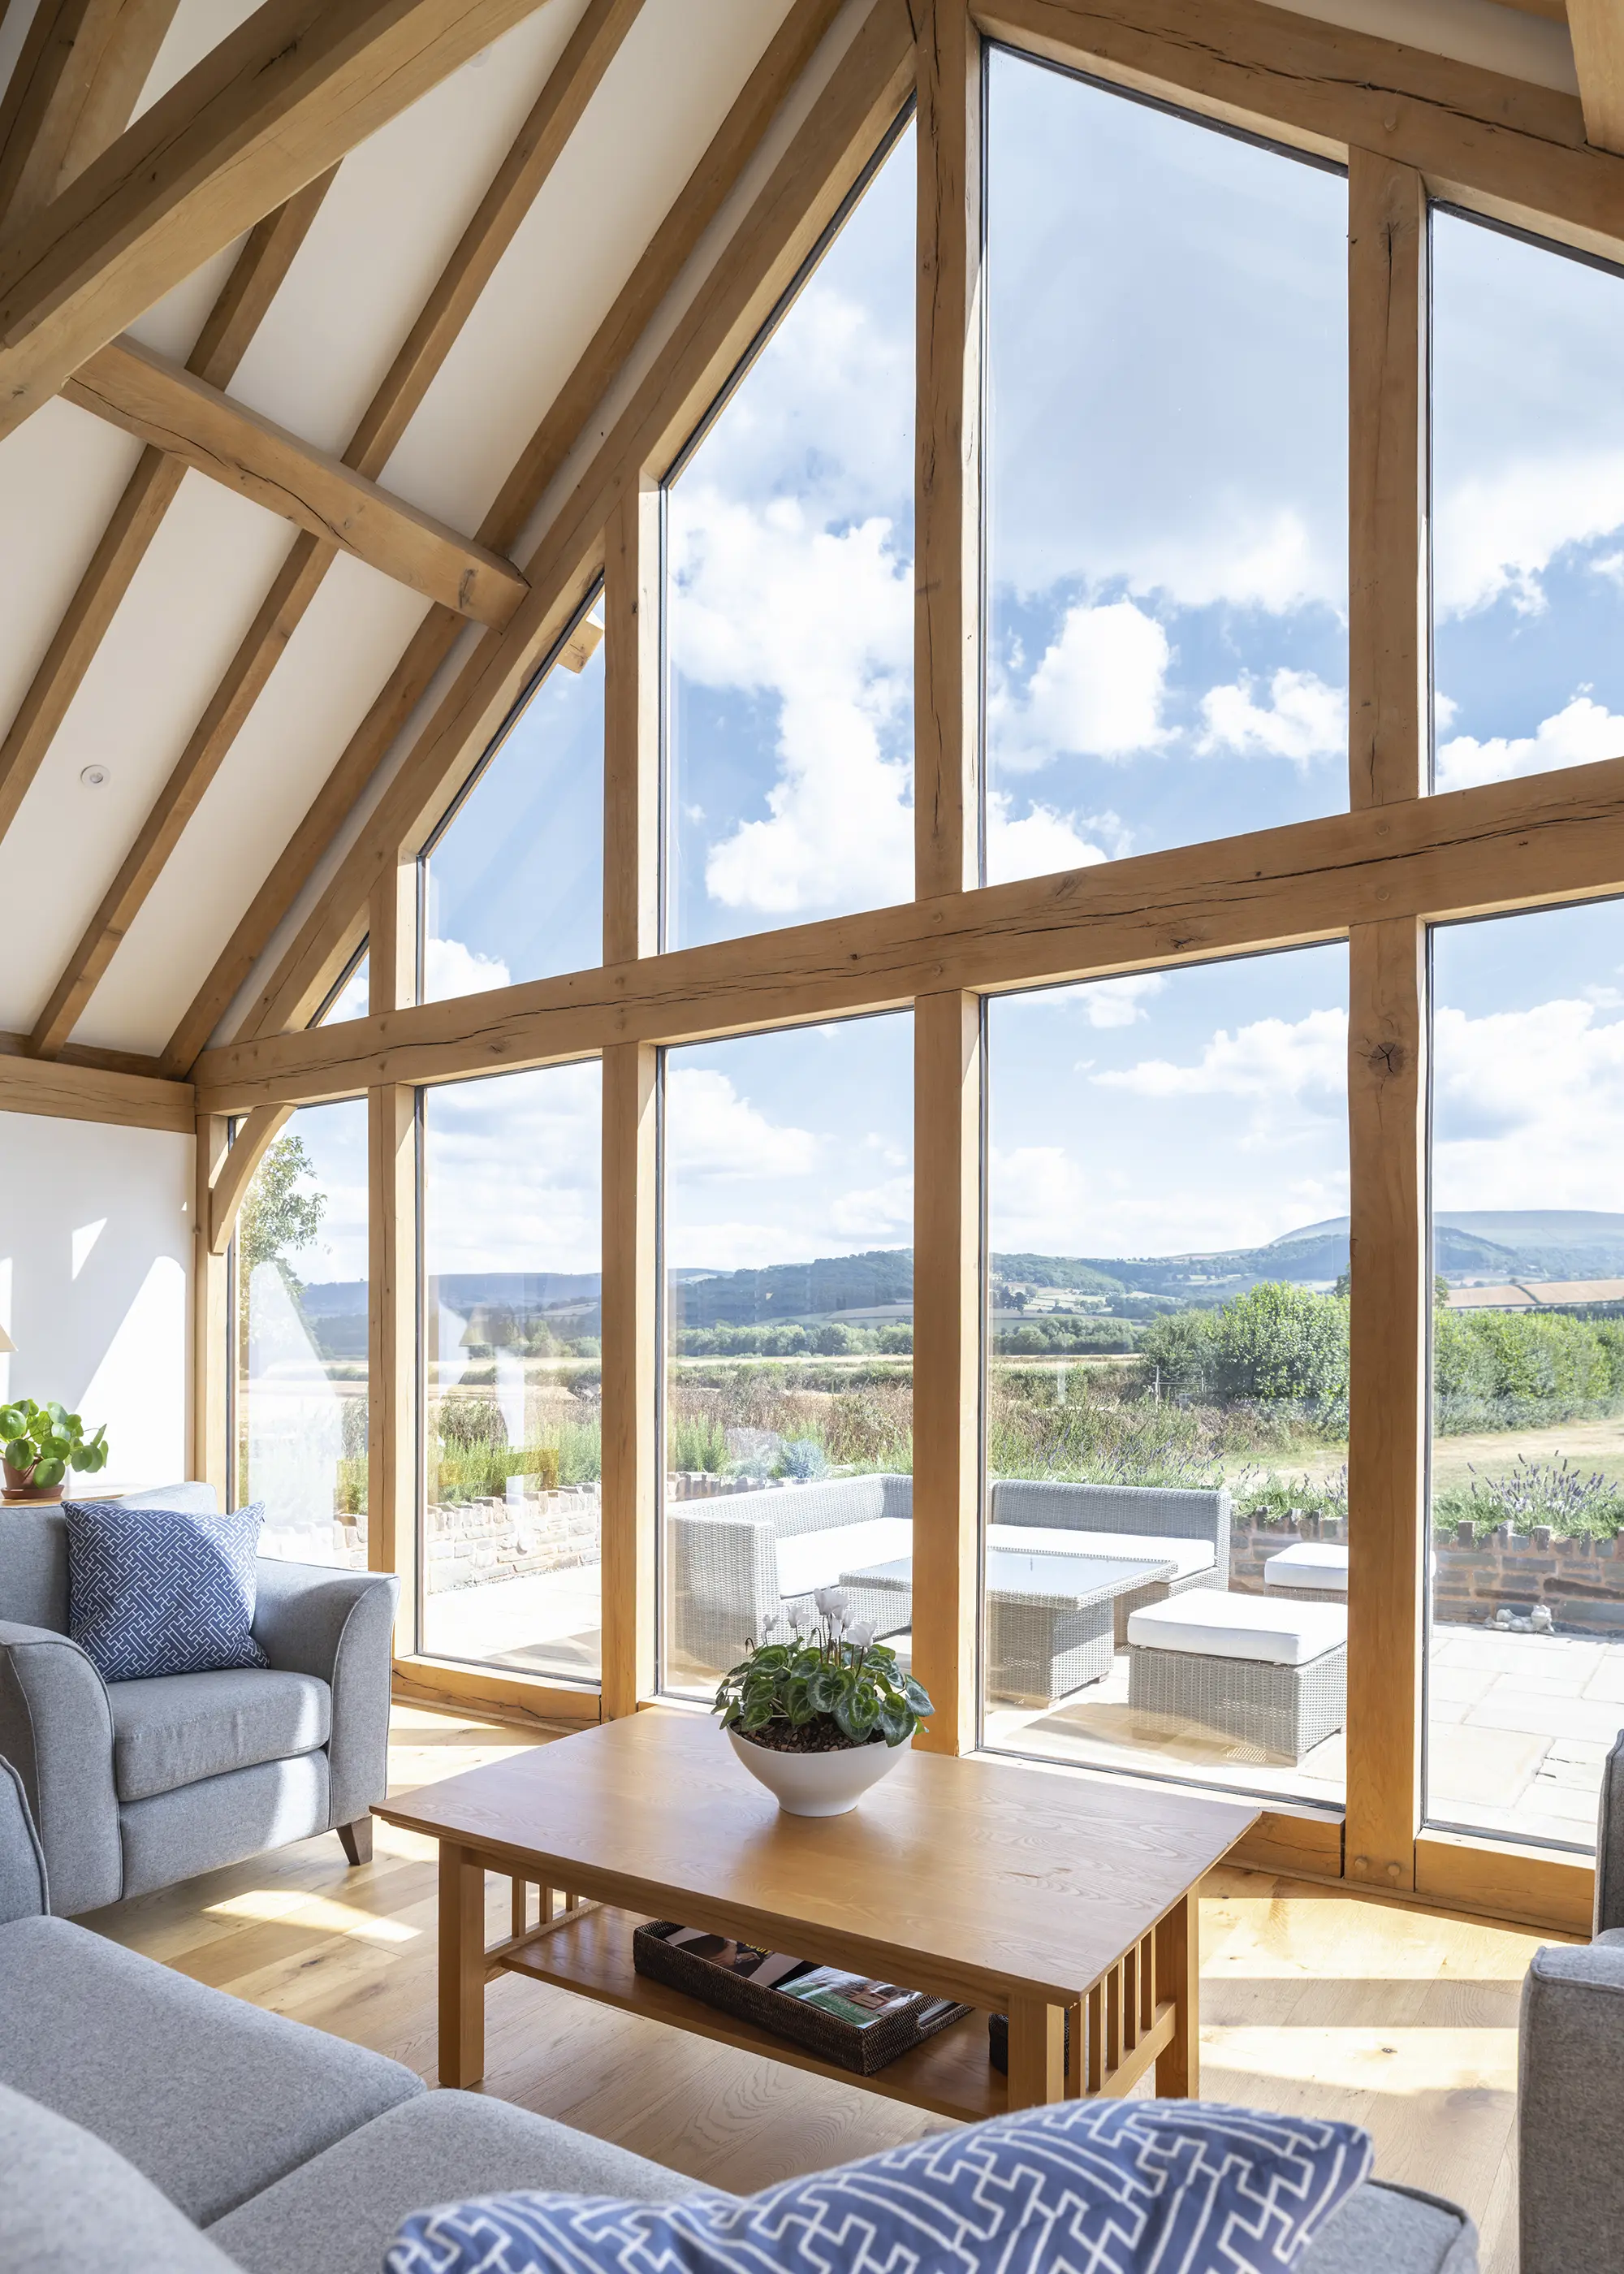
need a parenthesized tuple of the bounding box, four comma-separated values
(667, 1472, 1229, 1680)
(0, 1481, 395, 1915)
(0, 1757, 1476, 2274)
(1519, 1727, 1624, 2273)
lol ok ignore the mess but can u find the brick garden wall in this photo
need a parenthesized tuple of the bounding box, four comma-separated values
(1230, 1509, 1624, 1636)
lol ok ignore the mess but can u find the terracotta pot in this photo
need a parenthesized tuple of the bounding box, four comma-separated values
(1, 1459, 63, 1504)
(727, 1726, 909, 1817)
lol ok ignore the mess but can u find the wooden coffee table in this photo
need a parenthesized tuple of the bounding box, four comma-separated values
(374, 1710, 1255, 2121)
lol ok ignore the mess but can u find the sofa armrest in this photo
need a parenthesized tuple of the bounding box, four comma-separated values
(0, 1621, 120, 1915)
(252, 1563, 397, 1831)
(1519, 1936, 1624, 2274)
(1594, 1731, 1624, 1932)
(0, 1754, 48, 1920)
(667, 1511, 780, 1674)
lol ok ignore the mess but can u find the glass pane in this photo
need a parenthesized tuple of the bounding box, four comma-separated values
(319, 951, 369, 1024)
(1432, 213, 1624, 795)
(983, 946, 1350, 1809)
(661, 1014, 914, 1697)
(665, 122, 914, 949)
(421, 602, 605, 1001)
(984, 53, 1347, 883)
(234, 1100, 368, 1563)
(421, 1063, 602, 1683)
(1427, 901, 1624, 1851)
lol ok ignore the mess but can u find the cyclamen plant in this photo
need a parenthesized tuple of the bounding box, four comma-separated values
(714, 1586, 933, 1751)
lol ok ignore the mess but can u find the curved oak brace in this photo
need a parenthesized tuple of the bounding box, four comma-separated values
(208, 1104, 293, 1256)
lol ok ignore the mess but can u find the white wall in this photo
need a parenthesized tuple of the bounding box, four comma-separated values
(0, 1111, 192, 1488)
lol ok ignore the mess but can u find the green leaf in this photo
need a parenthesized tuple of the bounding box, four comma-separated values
(878, 1694, 914, 1745)
(32, 1457, 65, 1489)
(807, 1665, 839, 1715)
(833, 1686, 880, 1744)
(0, 1407, 24, 1442)
(2, 1438, 32, 1470)
(901, 1675, 935, 1715)
(43, 1402, 67, 1426)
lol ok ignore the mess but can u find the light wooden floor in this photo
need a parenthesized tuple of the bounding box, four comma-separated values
(87, 1703, 1562, 2271)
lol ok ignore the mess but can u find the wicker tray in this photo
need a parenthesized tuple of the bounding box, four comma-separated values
(633, 1921, 973, 2077)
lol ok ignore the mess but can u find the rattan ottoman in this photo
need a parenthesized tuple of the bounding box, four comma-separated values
(1126, 1593, 1347, 1763)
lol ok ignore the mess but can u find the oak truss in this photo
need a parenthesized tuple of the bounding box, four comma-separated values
(4, 0, 1622, 1935)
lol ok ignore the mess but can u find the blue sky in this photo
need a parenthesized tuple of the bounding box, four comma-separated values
(270, 50, 1624, 1290)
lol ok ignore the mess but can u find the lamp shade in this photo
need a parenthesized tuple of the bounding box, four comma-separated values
(0, 1324, 14, 1355)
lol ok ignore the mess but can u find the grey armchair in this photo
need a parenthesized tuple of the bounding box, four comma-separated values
(1518, 1729, 1624, 2274)
(0, 1484, 395, 1916)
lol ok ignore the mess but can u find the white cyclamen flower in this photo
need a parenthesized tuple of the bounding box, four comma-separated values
(846, 1619, 877, 1650)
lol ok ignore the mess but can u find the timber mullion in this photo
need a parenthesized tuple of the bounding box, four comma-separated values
(1349, 149, 1427, 810)
(915, 0, 982, 899)
(600, 1043, 658, 1716)
(603, 482, 659, 967)
(191, 1113, 230, 1499)
(911, 991, 982, 1755)
(1346, 917, 1427, 1888)
(369, 1080, 418, 1655)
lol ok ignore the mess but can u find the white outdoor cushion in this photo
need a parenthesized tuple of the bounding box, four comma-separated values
(777, 1519, 914, 1599)
(1127, 1591, 1346, 1667)
(987, 1525, 1215, 1582)
(1263, 1541, 1350, 1593)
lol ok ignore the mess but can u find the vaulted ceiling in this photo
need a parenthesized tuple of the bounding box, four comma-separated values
(0, 0, 1600, 1083)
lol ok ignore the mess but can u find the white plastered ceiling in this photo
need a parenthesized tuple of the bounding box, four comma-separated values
(0, 0, 1579, 1061)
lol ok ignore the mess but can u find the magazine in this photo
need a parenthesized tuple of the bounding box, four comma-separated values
(663, 1926, 809, 1990)
(774, 1966, 920, 2030)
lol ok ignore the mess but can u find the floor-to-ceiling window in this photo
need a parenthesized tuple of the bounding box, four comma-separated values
(419, 1061, 603, 1682)
(1426, 902, 1624, 1849)
(659, 1012, 914, 1697)
(983, 47, 1347, 884)
(231, 1100, 368, 1562)
(421, 592, 605, 1001)
(663, 111, 914, 949)
(983, 947, 1350, 1808)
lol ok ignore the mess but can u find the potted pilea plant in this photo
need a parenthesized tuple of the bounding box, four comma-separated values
(1, 1399, 108, 1503)
(714, 1587, 933, 1816)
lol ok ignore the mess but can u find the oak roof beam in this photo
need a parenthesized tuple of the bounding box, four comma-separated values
(162, 0, 849, 1072)
(0, 170, 336, 851)
(62, 335, 529, 625)
(0, 0, 559, 445)
(0, 1036, 192, 1129)
(192, 750, 1624, 1116)
(1569, 0, 1624, 153)
(0, 0, 179, 232)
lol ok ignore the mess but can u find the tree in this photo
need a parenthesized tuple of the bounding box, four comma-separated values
(1212, 1281, 1348, 1404)
(237, 1134, 326, 1293)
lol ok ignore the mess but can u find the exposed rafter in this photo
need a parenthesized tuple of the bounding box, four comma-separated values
(234, 0, 909, 1048)
(1569, 0, 1624, 153)
(159, 0, 846, 1076)
(0, 0, 179, 231)
(0, 172, 335, 852)
(24, 2, 649, 1061)
(0, 0, 559, 444)
(63, 335, 530, 626)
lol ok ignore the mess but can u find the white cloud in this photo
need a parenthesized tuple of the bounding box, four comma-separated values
(1434, 996, 1624, 1210)
(1003, 599, 1172, 766)
(1198, 668, 1346, 767)
(1434, 694, 1624, 794)
(1435, 453, 1624, 619)
(985, 791, 1112, 883)
(1095, 1006, 1347, 1104)
(422, 1061, 602, 1277)
(424, 936, 512, 999)
(670, 484, 914, 918)
(664, 1067, 818, 1182)
(1078, 974, 1167, 1030)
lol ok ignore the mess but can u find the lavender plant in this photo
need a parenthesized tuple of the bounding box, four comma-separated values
(714, 1587, 932, 1752)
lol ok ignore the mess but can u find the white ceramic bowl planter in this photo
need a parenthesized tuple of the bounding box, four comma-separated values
(728, 1727, 910, 1817)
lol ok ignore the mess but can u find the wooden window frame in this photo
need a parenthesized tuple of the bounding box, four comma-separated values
(188, 0, 1624, 1930)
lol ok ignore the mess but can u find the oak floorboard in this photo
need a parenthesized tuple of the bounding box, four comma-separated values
(86, 1703, 1559, 2257)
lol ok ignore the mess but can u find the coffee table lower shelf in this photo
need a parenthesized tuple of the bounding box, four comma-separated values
(482, 1901, 1175, 2125)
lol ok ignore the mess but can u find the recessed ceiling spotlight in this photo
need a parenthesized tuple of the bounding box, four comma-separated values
(80, 766, 108, 788)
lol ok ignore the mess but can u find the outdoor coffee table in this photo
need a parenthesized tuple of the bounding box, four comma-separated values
(374, 1709, 1255, 2120)
(842, 1550, 1179, 1707)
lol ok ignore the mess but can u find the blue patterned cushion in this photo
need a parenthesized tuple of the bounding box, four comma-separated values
(65, 1501, 269, 1681)
(385, 2099, 1372, 2274)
